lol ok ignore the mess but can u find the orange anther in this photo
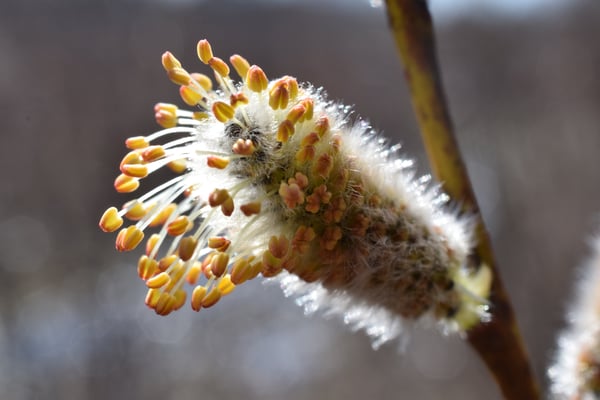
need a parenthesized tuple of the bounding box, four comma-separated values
(300, 98, 314, 121)
(208, 189, 230, 207)
(295, 145, 315, 163)
(221, 197, 234, 217)
(155, 292, 176, 316)
(315, 116, 330, 137)
(240, 202, 261, 216)
(276, 119, 295, 142)
(186, 262, 203, 285)
(268, 235, 289, 259)
(262, 250, 282, 278)
(149, 203, 177, 227)
(190, 73, 213, 91)
(173, 289, 187, 311)
(212, 101, 235, 123)
(210, 253, 230, 277)
(301, 132, 320, 147)
(269, 82, 290, 110)
(321, 226, 343, 251)
(141, 145, 166, 162)
(201, 287, 222, 308)
(217, 275, 235, 295)
(206, 156, 230, 169)
(208, 237, 231, 252)
(196, 39, 213, 64)
(178, 236, 198, 261)
(166, 215, 190, 236)
(230, 54, 250, 80)
(114, 174, 139, 193)
(230, 258, 251, 285)
(99, 207, 123, 232)
(125, 136, 149, 150)
(158, 254, 178, 272)
(154, 102, 178, 115)
(232, 138, 255, 155)
(191, 285, 207, 311)
(246, 65, 268, 92)
(288, 172, 308, 189)
(208, 57, 230, 77)
(286, 104, 306, 124)
(283, 76, 299, 99)
(292, 225, 315, 254)
(137, 255, 158, 280)
(279, 182, 304, 209)
(313, 153, 333, 179)
(154, 109, 177, 128)
(161, 51, 182, 71)
(179, 85, 203, 106)
(115, 225, 144, 252)
(146, 271, 170, 289)
(121, 164, 148, 178)
(230, 92, 249, 108)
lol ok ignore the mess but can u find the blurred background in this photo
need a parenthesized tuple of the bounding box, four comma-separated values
(1, 0, 599, 398)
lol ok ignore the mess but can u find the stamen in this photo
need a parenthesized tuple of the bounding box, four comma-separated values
(206, 156, 230, 169)
(208, 57, 230, 77)
(146, 271, 170, 289)
(99, 207, 123, 232)
(190, 73, 213, 91)
(114, 174, 139, 193)
(161, 51, 182, 71)
(125, 136, 149, 150)
(230, 54, 250, 80)
(212, 101, 235, 123)
(196, 39, 213, 64)
(179, 85, 203, 106)
(167, 67, 192, 86)
(246, 65, 268, 93)
(115, 225, 144, 252)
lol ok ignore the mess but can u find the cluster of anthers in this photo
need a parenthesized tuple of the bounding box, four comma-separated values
(99, 39, 491, 345)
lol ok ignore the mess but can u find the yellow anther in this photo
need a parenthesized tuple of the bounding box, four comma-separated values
(121, 163, 149, 178)
(161, 51, 182, 71)
(190, 72, 213, 91)
(230, 54, 250, 80)
(262, 250, 282, 278)
(155, 292, 176, 316)
(232, 138, 255, 155)
(145, 288, 161, 308)
(114, 174, 139, 193)
(313, 153, 333, 179)
(166, 215, 190, 236)
(300, 98, 314, 121)
(230, 92, 249, 108)
(208, 189, 230, 207)
(158, 254, 178, 272)
(295, 145, 315, 163)
(217, 275, 235, 295)
(191, 285, 207, 311)
(286, 104, 306, 124)
(149, 203, 177, 227)
(167, 159, 187, 174)
(268, 235, 289, 259)
(212, 101, 235, 123)
(208, 237, 231, 252)
(269, 82, 290, 110)
(301, 132, 320, 147)
(247, 260, 263, 281)
(178, 236, 198, 261)
(201, 252, 216, 279)
(282, 76, 299, 100)
(210, 252, 230, 277)
(115, 225, 144, 252)
(146, 272, 171, 289)
(137, 255, 158, 280)
(230, 258, 251, 285)
(208, 57, 230, 77)
(315, 116, 330, 137)
(196, 39, 213, 64)
(120, 151, 143, 169)
(155, 109, 177, 128)
(246, 65, 268, 92)
(240, 202, 261, 216)
(276, 119, 295, 142)
(125, 136, 149, 150)
(154, 102, 178, 115)
(164, 262, 186, 292)
(279, 182, 304, 209)
(321, 226, 343, 251)
(99, 207, 123, 232)
(192, 112, 209, 121)
(141, 145, 166, 162)
(145, 233, 160, 255)
(167, 67, 191, 86)
(206, 156, 230, 169)
(292, 225, 315, 254)
(179, 85, 203, 106)
(171, 289, 186, 311)
(201, 287, 222, 308)
(186, 262, 203, 285)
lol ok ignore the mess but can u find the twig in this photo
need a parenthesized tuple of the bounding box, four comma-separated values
(383, 1, 540, 399)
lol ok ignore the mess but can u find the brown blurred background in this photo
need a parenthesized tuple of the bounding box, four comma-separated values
(1, 0, 599, 399)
